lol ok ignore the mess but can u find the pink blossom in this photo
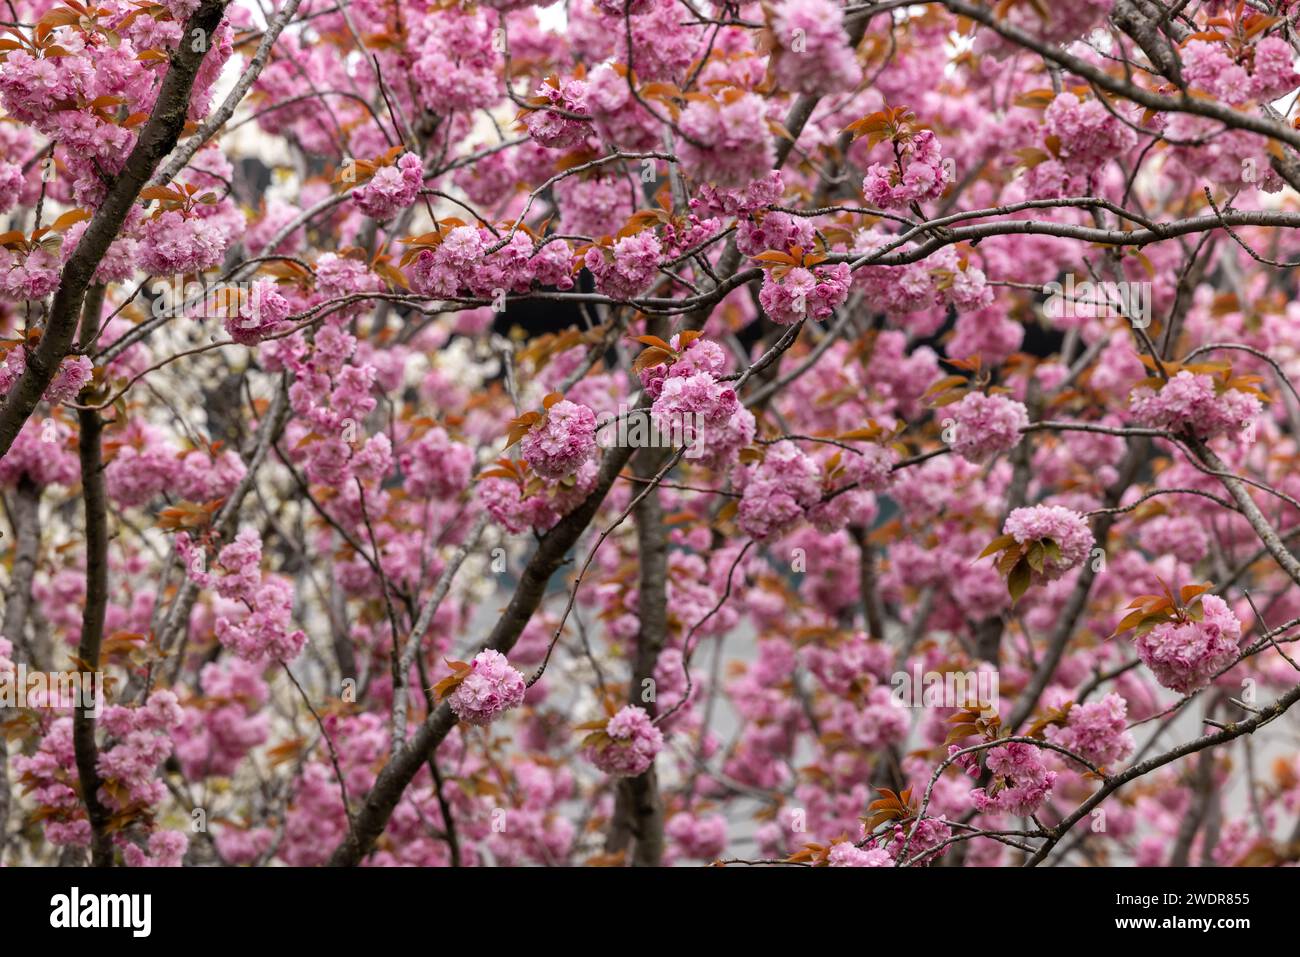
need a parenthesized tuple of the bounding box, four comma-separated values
(948, 391, 1029, 463)
(666, 811, 728, 860)
(970, 741, 1057, 817)
(228, 279, 291, 345)
(1133, 594, 1241, 694)
(43, 356, 93, 403)
(1022, 93, 1136, 198)
(401, 427, 474, 499)
(0, 161, 24, 213)
(828, 842, 893, 866)
(1002, 505, 1095, 581)
(862, 130, 951, 209)
(122, 830, 190, 868)
(585, 63, 660, 151)
(1138, 514, 1209, 564)
(770, 0, 862, 95)
(138, 210, 229, 276)
(734, 441, 823, 540)
(585, 230, 662, 300)
(215, 578, 307, 663)
(894, 817, 952, 863)
(1129, 370, 1261, 440)
(1044, 694, 1135, 768)
(583, 705, 664, 777)
(0, 418, 79, 487)
(523, 79, 590, 148)
(446, 650, 528, 726)
(1, 245, 60, 300)
(678, 92, 774, 189)
(409, 8, 502, 113)
(353, 153, 424, 222)
(479, 458, 600, 534)
(175, 658, 270, 779)
(759, 263, 851, 325)
(521, 399, 598, 480)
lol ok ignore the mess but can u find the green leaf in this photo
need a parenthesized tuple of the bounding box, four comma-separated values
(1008, 559, 1032, 604)
(1026, 541, 1045, 574)
(1134, 614, 1165, 637)
(978, 534, 1017, 560)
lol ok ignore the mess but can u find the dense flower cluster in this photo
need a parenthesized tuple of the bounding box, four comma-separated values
(644, 336, 755, 469)
(970, 742, 1057, 817)
(1133, 595, 1241, 694)
(401, 426, 475, 499)
(770, 0, 862, 95)
(521, 400, 598, 480)
(478, 459, 600, 534)
(734, 441, 823, 541)
(1023, 93, 1137, 199)
(862, 130, 951, 210)
(446, 650, 528, 726)
(1, 0, 1298, 873)
(138, 210, 229, 276)
(759, 263, 852, 325)
(406, 226, 575, 300)
(522, 78, 590, 148)
(353, 153, 425, 222)
(582, 705, 664, 777)
(584, 231, 662, 300)
(1129, 371, 1262, 440)
(15, 693, 185, 850)
(229, 279, 291, 345)
(678, 92, 774, 188)
(666, 812, 728, 861)
(827, 842, 893, 867)
(175, 659, 271, 779)
(948, 392, 1029, 464)
(180, 529, 307, 664)
(1002, 506, 1095, 581)
(1044, 694, 1135, 768)
(1181, 37, 1300, 106)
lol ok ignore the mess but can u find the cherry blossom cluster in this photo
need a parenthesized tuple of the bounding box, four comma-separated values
(4, 0, 1300, 874)
(444, 650, 528, 726)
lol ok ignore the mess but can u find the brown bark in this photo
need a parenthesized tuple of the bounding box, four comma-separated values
(0, 474, 42, 859)
(328, 438, 638, 866)
(3, 476, 43, 655)
(73, 285, 112, 867)
(0, 0, 228, 460)
(326, 54, 845, 865)
(607, 445, 669, 865)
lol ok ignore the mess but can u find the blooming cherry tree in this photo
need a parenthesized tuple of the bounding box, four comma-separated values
(2, 0, 1300, 871)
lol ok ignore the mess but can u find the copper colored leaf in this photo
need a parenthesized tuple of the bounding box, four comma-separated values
(632, 346, 673, 373)
(50, 208, 91, 232)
